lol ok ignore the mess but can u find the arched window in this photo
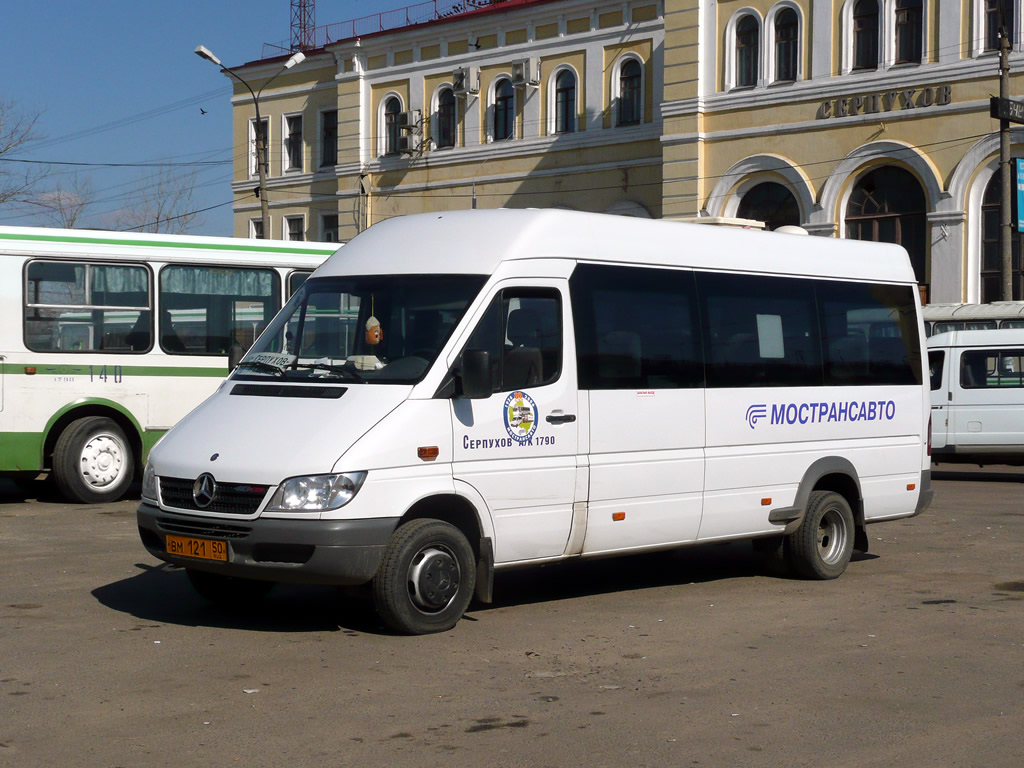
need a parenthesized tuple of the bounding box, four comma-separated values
(737, 182, 800, 231)
(981, 170, 1024, 300)
(846, 166, 926, 287)
(985, 0, 1015, 51)
(494, 78, 515, 141)
(618, 59, 642, 126)
(774, 9, 799, 81)
(436, 87, 456, 149)
(895, 0, 923, 63)
(554, 70, 577, 133)
(736, 15, 760, 87)
(853, 0, 879, 70)
(383, 96, 401, 156)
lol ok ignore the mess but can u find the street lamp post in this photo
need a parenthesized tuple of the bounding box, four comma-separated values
(195, 45, 305, 239)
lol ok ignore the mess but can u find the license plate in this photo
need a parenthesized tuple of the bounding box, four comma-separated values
(165, 534, 228, 562)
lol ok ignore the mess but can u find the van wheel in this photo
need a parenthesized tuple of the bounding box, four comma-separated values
(372, 519, 476, 635)
(52, 416, 134, 504)
(186, 569, 274, 606)
(787, 491, 855, 580)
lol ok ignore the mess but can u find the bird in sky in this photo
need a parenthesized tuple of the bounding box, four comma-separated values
(200, 108, 207, 115)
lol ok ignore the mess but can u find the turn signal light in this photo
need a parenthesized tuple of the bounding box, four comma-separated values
(417, 446, 439, 461)
(612, 512, 625, 521)
(24, 366, 36, 375)
(907, 483, 916, 491)
(761, 497, 772, 506)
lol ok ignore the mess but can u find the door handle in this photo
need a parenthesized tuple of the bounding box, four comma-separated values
(546, 413, 576, 424)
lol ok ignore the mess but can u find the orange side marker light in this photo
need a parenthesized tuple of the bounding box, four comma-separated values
(761, 498, 772, 506)
(612, 512, 626, 521)
(418, 446, 439, 461)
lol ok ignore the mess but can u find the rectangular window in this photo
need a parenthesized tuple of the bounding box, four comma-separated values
(961, 348, 1024, 388)
(158, 265, 280, 355)
(249, 218, 264, 240)
(929, 350, 945, 391)
(285, 115, 303, 171)
(321, 213, 339, 242)
(286, 216, 305, 241)
(249, 117, 269, 178)
(818, 281, 922, 385)
(320, 109, 338, 167)
(698, 272, 821, 388)
(462, 289, 562, 393)
(570, 263, 702, 389)
(24, 261, 151, 353)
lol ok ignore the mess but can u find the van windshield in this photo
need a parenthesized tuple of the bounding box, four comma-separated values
(236, 274, 487, 383)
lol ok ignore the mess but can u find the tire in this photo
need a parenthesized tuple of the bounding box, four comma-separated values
(52, 416, 134, 504)
(786, 490, 855, 580)
(372, 519, 476, 635)
(185, 569, 274, 606)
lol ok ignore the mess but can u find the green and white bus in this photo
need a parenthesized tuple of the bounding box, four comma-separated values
(0, 225, 337, 503)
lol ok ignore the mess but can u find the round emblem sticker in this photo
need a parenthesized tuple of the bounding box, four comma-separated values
(504, 391, 538, 443)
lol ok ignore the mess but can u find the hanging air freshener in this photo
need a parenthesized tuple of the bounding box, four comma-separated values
(365, 295, 383, 345)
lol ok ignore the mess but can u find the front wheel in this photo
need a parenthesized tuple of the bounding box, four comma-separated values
(52, 416, 134, 503)
(786, 491, 855, 580)
(372, 519, 476, 634)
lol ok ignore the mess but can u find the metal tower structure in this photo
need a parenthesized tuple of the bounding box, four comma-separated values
(291, 0, 316, 51)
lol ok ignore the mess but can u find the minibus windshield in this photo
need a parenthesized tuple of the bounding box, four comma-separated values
(235, 274, 487, 383)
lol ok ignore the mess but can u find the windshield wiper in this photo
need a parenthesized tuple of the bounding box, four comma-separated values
(294, 362, 365, 382)
(235, 360, 284, 376)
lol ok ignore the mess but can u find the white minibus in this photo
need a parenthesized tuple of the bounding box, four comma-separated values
(0, 225, 336, 503)
(928, 328, 1024, 464)
(137, 209, 932, 634)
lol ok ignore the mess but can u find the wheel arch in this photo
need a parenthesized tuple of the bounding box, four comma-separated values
(769, 456, 867, 548)
(43, 398, 144, 476)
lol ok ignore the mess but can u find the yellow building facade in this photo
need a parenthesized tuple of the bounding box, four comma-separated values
(228, 0, 1024, 303)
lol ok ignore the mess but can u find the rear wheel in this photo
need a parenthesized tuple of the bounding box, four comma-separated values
(787, 491, 855, 580)
(52, 416, 134, 503)
(185, 569, 275, 606)
(372, 519, 476, 635)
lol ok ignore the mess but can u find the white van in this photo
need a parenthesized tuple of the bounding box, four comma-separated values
(928, 328, 1024, 464)
(137, 209, 932, 634)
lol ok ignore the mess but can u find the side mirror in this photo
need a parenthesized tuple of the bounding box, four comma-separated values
(227, 344, 246, 372)
(460, 349, 491, 399)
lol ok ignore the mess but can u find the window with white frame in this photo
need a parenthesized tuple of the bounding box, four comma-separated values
(320, 213, 339, 242)
(248, 117, 269, 178)
(320, 109, 338, 168)
(853, 0, 880, 70)
(493, 77, 516, 140)
(984, 0, 1015, 50)
(550, 68, 578, 134)
(284, 114, 303, 172)
(770, 6, 800, 82)
(614, 56, 643, 126)
(434, 86, 456, 149)
(379, 95, 403, 156)
(250, 218, 265, 239)
(286, 216, 305, 241)
(725, 10, 763, 90)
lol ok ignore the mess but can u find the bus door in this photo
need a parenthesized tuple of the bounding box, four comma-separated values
(928, 348, 949, 450)
(451, 283, 581, 564)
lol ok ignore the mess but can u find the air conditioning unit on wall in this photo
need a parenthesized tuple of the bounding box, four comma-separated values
(511, 57, 540, 87)
(399, 133, 422, 154)
(396, 110, 421, 130)
(453, 66, 480, 95)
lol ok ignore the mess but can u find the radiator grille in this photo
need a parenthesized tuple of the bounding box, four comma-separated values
(159, 477, 268, 515)
(155, 517, 251, 540)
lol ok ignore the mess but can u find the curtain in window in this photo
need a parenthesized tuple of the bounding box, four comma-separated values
(161, 266, 275, 296)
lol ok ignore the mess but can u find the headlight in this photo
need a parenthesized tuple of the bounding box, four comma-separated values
(267, 472, 367, 512)
(141, 462, 158, 502)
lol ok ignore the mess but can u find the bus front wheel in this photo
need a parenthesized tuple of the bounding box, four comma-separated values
(52, 416, 134, 504)
(787, 491, 855, 580)
(372, 519, 476, 635)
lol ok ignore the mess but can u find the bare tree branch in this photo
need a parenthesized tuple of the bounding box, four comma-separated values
(0, 100, 48, 206)
(108, 166, 202, 233)
(29, 173, 94, 228)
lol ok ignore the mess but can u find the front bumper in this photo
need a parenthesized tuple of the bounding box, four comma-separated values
(137, 502, 397, 585)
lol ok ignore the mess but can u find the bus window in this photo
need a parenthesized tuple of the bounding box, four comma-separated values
(928, 350, 944, 391)
(159, 265, 280, 355)
(24, 261, 151, 353)
(288, 271, 312, 296)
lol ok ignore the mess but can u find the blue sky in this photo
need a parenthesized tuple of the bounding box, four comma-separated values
(0, 0, 375, 236)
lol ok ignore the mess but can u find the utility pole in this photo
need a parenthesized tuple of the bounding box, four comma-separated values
(1000, 22, 1013, 301)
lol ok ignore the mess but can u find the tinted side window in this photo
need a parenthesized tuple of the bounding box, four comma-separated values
(819, 281, 922, 386)
(698, 272, 821, 388)
(462, 288, 562, 393)
(159, 265, 280, 355)
(570, 263, 702, 389)
(961, 349, 1024, 388)
(24, 261, 152, 353)
(928, 350, 944, 391)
